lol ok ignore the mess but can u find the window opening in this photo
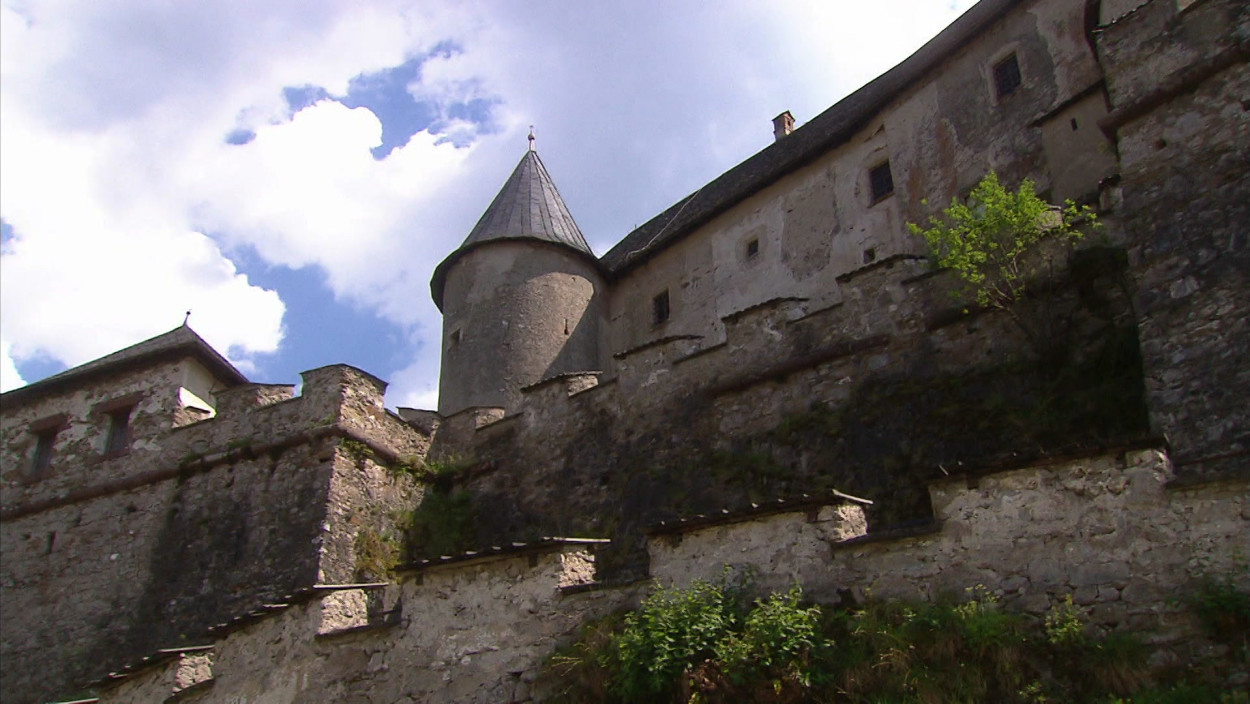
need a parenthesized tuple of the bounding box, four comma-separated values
(448, 328, 462, 349)
(1070, 117, 1079, 131)
(652, 290, 671, 326)
(746, 238, 760, 258)
(993, 53, 1022, 99)
(863, 247, 877, 264)
(104, 406, 134, 456)
(30, 428, 58, 475)
(869, 161, 894, 203)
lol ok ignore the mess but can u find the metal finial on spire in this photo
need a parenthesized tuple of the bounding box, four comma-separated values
(183, 310, 192, 326)
(528, 126, 536, 152)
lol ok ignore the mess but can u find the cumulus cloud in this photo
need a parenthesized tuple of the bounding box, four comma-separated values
(1, 340, 25, 393)
(1, 0, 977, 407)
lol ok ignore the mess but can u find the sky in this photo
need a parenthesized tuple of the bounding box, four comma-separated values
(0, 0, 978, 409)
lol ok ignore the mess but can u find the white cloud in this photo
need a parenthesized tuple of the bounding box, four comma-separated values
(0, 340, 25, 393)
(1, 0, 979, 407)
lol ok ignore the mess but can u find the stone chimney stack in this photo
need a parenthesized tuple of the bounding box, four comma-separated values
(772, 110, 795, 141)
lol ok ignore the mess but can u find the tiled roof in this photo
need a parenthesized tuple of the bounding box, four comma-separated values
(1, 325, 248, 408)
(431, 149, 596, 310)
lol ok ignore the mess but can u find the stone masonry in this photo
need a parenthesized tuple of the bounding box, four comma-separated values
(2, 0, 1248, 701)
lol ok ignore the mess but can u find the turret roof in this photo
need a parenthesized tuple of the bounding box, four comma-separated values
(463, 149, 593, 254)
(430, 147, 595, 311)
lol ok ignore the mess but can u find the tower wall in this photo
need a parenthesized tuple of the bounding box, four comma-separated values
(437, 241, 605, 415)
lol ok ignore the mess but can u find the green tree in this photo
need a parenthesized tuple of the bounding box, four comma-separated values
(909, 172, 1099, 356)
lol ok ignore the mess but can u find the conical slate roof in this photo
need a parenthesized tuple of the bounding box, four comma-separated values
(463, 149, 592, 253)
(431, 147, 595, 310)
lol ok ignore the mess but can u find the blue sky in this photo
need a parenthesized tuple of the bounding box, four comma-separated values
(1, 0, 976, 408)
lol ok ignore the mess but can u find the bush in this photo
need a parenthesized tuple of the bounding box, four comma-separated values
(612, 574, 749, 700)
(542, 577, 1248, 703)
(909, 172, 1100, 356)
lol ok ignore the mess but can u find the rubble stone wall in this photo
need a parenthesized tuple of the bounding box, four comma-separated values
(1097, 0, 1250, 474)
(0, 364, 428, 704)
(95, 449, 1248, 704)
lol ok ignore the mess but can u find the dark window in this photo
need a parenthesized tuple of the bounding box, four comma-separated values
(993, 54, 1022, 99)
(652, 290, 670, 326)
(104, 406, 134, 456)
(746, 238, 760, 258)
(449, 328, 462, 349)
(863, 247, 877, 264)
(869, 161, 894, 202)
(30, 429, 57, 475)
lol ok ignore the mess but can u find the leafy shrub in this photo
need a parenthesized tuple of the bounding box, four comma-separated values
(1185, 572, 1250, 654)
(613, 574, 749, 700)
(1045, 594, 1087, 647)
(909, 172, 1100, 357)
(353, 527, 398, 581)
(402, 488, 476, 559)
(542, 576, 1247, 703)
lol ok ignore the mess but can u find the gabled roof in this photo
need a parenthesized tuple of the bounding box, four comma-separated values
(1, 325, 249, 409)
(600, 0, 1020, 274)
(430, 148, 596, 311)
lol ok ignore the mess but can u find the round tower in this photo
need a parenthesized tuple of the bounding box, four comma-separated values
(431, 141, 605, 416)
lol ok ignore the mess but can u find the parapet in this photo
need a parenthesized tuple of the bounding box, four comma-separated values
(213, 383, 295, 416)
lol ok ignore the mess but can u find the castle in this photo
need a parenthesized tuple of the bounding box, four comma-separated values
(2, 0, 1247, 701)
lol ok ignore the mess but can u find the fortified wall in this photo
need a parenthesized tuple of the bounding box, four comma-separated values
(429, 247, 1146, 575)
(0, 335, 428, 704)
(92, 449, 1248, 703)
(2, 0, 1248, 701)
(418, 0, 1248, 577)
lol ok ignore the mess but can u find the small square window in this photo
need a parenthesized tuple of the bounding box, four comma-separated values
(30, 428, 58, 476)
(869, 161, 894, 203)
(746, 238, 760, 258)
(863, 247, 877, 264)
(104, 406, 134, 456)
(652, 290, 670, 326)
(993, 54, 1022, 100)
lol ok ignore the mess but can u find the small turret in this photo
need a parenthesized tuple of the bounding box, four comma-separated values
(431, 139, 605, 416)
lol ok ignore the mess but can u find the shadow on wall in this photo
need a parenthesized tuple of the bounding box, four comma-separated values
(411, 246, 1150, 581)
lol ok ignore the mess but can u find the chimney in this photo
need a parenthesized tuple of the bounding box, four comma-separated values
(772, 110, 795, 142)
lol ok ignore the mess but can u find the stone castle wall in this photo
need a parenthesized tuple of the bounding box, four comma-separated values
(1096, 0, 1250, 475)
(430, 237, 1145, 575)
(600, 0, 1115, 361)
(419, 0, 1246, 579)
(94, 448, 1249, 703)
(0, 364, 428, 704)
(4, 1, 1247, 701)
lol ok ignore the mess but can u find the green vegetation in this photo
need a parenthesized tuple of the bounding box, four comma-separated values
(1183, 562, 1250, 657)
(909, 172, 1100, 355)
(338, 438, 467, 484)
(542, 576, 1249, 703)
(353, 527, 399, 581)
(339, 438, 374, 464)
(387, 454, 427, 480)
(401, 487, 477, 559)
(909, 172, 1099, 315)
